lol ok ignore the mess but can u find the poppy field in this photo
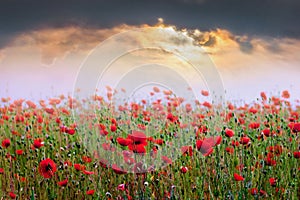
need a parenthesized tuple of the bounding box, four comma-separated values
(0, 89, 299, 199)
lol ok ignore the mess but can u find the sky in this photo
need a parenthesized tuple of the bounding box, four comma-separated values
(0, 0, 300, 104)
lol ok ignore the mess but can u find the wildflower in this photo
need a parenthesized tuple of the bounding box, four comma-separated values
(82, 156, 92, 163)
(117, 184, 126, 191)
(249, 188, 258, 195)
(66, 128, 76, 135)
(282, 90, 290, 98)
(201, 90, 209, 96)
(153, 86, 160, 93)
(9, 192, 16, 199)
(259, 189, 267, 196)
(74, 164, 85, 171)
(83, 170, 95, 175)
(58, 179, 68, 187)
(225, 128, 234, 137)
(225, 147, 234, 154)
(33, 138, 44, 148)
(262, 128, 270, 137)
(110, 124, 117, 132)
(265, 154, 276, 166)
(202, 101, 212, 108)
(231, 140, 240, 147)
(112, 164, 127, 175)
(288, 122, 300, 133)
(86, 190, 95, 195)
(128, 144, 146, 154)
(127, 131, 147, 146)
(116, 137, 132, 146)
(260, 92, 267, 101)
(38, 158, 57, 178)
(2, 139, 10, 148)
(16, 149, 23, 155)
(196, 136, 220, 156)
(180, 166, 188, 174)
(181, 146, 193, 156)
(269, 178, 276, 187)
(127, 131, 148, 153)
(233, 173, 244, 181)
(154, 139, 164, 145)
(267, 145, 283, 156)
(293, 151, 300, 159)
(240, 136, 250, 145)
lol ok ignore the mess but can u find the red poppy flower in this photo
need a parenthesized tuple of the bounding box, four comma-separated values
(16, 149, 23, 155)
(269, 178, 276, 186)
(154, 139, 164, 145)
(0, 168, 4, 174)
(58, 179, 68, 187)
(86, 190, 95, 195)
(9, 192, 16, 199)
(202, 101, 212, 108)
(294, 151, 300, 158)
(2, 139, 10, 148)
(282, 90, 290, 98)
(153, 86, 160, 93)
(259, 189, 267, 196)
(215, 136, 222, 145)
(249, 107, 258, 114)
(225, 128, 234, 137)
(82, 156, 92, 163)
(127, 141, 145, 153)
(181, 146, 193, 156)
(265, 156, 276, 166)
(267, 145, 283, 156)
(231, 140, 240, 147)
(260, 92, 267, 101)
(112, 164, 127, 174)
(99, 159, 108, 168)
(201, 90, 209, 96)
(110, 124, 117, 132)
(117, 183, 126, 191)
(99, 129, 109, 136)
(196, 138, 215, 156)
(117, 137, 132, 146)
(166, 113, 178, 123)
(83, 170, 95, 175)
(225, 147, 234, 154)
(288, 122, 300, 133)
(127, 131, 147, 145)
(180, 166, 188, 174)
(44, 108, 54, 115)
(38, 158, 57, 178)
(249, 188, 258, 195)
(233, 173, 244, 181)
(196, 125, 208, 136)
(66, 128, 76, 135)
(249, 122, 260, 129)
(262, 128, 271, 137)
(240, 136, 250, 145)
(74, 164, 85, 171)
(33, 138, 44, 148)
(37, 115, 43, 123)
(137, 123, 146, 130)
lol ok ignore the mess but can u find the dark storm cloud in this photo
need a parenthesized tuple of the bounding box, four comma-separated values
(235, 38, 254, 54)
(0, 0, 300, 49)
